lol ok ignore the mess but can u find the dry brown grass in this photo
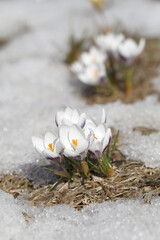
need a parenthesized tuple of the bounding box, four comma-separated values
(1, 127, 160, 211)
(1, 158, 160, 210)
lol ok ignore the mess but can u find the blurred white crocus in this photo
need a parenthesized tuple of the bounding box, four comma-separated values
(71, 61, 84, 75)
(59, 125, 92, 160)
(32, 132, 62, 161)
(71, 46, 107, 86)
(118, 38, 146, 65)
(77, 62, 107, 86)
(80, 46, 107, 66)
(55, 107, 86, 128)
(95, 32, 125, 58)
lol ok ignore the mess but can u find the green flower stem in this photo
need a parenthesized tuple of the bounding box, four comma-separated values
(48, 177, 63, 192)
(110, 130, 119, 159)
(124, 66, 133, 95)
(107, 72, 114, 88)
(59, 162, 71, 179)
(108, 55, 116, 86)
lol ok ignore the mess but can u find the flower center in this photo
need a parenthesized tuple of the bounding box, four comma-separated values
(94, 136, 98, 140)
(72, 139, 78, 149)
(93, 70, 98, 79)
(92, 55, 97, 61)
(48, 143, 54, 152)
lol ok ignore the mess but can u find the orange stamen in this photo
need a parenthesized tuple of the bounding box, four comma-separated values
(48, 143, 54, 152)
(94, 136, 98, 140)
(93, 70, 98, 78)
(92, 56, 97, 61)
(72, 139, 78, 148)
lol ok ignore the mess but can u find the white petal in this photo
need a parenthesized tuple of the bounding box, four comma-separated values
(63, 148, 81, 159)
(55, 111, 64, 126)
(94, 124, 106, 141)
(76, 139, 88, 154)
(101, 109, 107, 124)
(137, 38, 146, 55)
(69, 125, 85, 141)
(78, 73, 88, 84)
(80, 52, 91, 65)
(79, 63, 104, 86)
(95, 34, 106, 50)
(65, 107, 73, 118)
(54, 139, 63, 154)
(85, 118, 96, 128)
(102, 128, 112, 152)
(68, 125, 88, 153)
(62, 118, 73, 126)
(44, 132, 57, 149)
(59, 125, 71, 149)
(71, 61, 83, 73)
(87, 130, 95, 146)
(118, 38, 142, 59)
(78, 113, 86, 128)
(43, 149, 60, 160)
(72, 109, 80, 123)
(84, 120, 96, 138)
(32, 136, 44, 154)
(89, 140, 101, 156)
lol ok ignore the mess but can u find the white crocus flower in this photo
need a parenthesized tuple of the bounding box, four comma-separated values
(55, 107, 86, 128)
(118, 38, 146, 65)
(59, 124, 91, 160)
(77, 62, 107, 86)
(95, 32, 125, 58)
(32, 132, 62, 161)
(86, 123, 112, 158)
(84, 109, 111, 158)
(84, 108, 107, 137)
(80, 46, 107, 66)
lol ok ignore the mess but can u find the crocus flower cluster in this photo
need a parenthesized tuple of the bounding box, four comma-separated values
(32, 107, 112, 178)
(71, 32, 146, 90)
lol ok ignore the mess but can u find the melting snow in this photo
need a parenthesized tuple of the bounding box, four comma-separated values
(1, 0, 160, 239)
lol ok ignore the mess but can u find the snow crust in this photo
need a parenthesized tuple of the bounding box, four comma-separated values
(104, 0, 160, 38)
(1, 189, 160, 240)
(83, 95, 160, 168)
(1, 0, 160, 239)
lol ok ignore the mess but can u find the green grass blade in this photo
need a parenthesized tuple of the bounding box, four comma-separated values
(48, 177, 63, 192)
(110, 130, 119, 159)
